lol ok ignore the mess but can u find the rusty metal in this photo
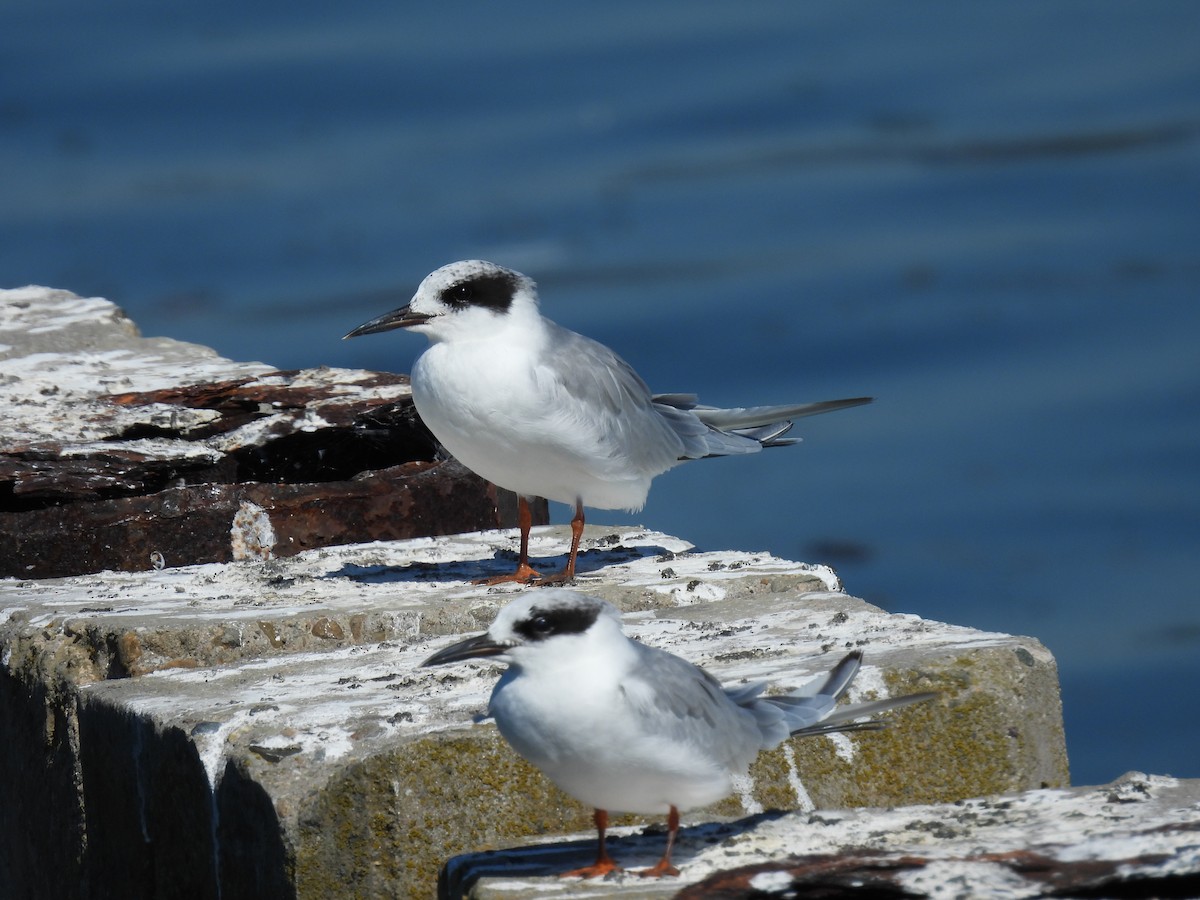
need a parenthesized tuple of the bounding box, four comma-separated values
(0, 368, 548, 578)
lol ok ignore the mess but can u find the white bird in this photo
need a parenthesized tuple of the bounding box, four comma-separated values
(345, 260, 871, 585)
(422, 590, 937, 878)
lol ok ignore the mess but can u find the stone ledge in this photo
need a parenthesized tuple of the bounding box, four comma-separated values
(458, 773, 1200, 899)
(2, 525, 1068, 899)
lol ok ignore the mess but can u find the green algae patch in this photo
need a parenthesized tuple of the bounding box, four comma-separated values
(721, 645, 1068, 821)
(294, 727, 596, 899)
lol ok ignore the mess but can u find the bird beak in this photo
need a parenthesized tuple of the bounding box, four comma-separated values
(421, 632, 509, 667)
(343, 304, 434, 339)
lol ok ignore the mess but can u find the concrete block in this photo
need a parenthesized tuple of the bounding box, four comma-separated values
(2, 525, 1068, 899)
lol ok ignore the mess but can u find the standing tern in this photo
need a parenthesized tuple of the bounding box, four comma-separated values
(346, 260, 871, 584)
(422, 590, 937, 878)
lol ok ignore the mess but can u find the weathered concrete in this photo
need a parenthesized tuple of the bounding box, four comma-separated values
(457, 773, 1200, 899)
(2, 525, 1068, 899)
(0, 287, 544, 577)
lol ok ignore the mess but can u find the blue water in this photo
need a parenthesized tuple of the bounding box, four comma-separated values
(3, 2, 1198, 788)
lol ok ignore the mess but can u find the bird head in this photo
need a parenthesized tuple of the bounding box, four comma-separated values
(421, 590, 624, 672)
(344, 259, 538, 344)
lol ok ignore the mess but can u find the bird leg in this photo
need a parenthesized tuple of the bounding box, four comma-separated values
(635, 805, 681, 878)
(535, 499, 585, 586)
(560, 809, 622, 878)
(474, 497, 585, 586)
(474, 496, 543, 585)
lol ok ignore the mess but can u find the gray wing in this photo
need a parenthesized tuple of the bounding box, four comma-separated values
(802, 693, 939, 733)
(757, 652, 937, 740)
(617, 641, 764, 773)
(684, 398, 874, 430)
(542, 319, 872, 465)
(538, 322, 695, 473)
(653, 395, 873, 456)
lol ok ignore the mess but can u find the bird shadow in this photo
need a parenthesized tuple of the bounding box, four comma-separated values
(325, 538, 675, 585)
(438, 810, 788, 899)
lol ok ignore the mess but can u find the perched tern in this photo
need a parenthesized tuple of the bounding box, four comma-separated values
(422, 590, 937, 878)
(346, 260, 871, 585)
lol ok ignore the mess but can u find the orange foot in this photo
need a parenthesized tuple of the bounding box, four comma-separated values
(532, 567, 576, 587)
(560, 858, 622, 879)
(472, 562, 543, 586)
(634, 860, 680, 878)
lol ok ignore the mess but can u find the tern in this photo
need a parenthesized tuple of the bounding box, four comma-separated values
(422, 590, 937, 878)
(346, 260, 871, 585)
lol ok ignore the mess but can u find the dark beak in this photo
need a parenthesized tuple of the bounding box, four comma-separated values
(422, 632, 509, 667)
(343, 304, 434, 339)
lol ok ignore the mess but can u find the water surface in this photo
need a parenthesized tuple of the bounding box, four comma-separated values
(3, 1, 1198, 786)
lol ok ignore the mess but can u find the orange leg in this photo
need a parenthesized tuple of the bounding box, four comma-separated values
(561, 809, 622, 878)
(474, 496, 542, 585)
(536, 499, 585, 586)
(635, 806, 681, 878)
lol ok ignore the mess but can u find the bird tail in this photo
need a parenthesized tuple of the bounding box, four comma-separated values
(652, 395, 872, 459)
(733, 650, 937, 746)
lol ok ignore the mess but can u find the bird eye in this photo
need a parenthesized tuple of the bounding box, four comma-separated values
(530, 615, 553, 634)
(440, 273, 515, 312)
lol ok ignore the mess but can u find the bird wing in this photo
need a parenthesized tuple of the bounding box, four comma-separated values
(653, 396, 873, 454)
(537, 322, 870, 467)
(686, 398, 873, 430)
(767, 652, 937, 738)
(809, 693, 939, 730)
(536, 323, 696, 471)
(616, 641, 763, 773)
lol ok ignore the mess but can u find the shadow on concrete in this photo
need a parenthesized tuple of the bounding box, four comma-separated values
(438, 811, 788, 900)
(64, 694, 297, 900)
(327, 540, 675, 585)
(216, 758, 298, 900)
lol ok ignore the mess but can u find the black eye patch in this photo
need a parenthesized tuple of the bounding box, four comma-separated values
(439, 272, 517, 312)
(513, 603, 603, 642)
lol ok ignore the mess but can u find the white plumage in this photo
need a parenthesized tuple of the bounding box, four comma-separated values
(423, 590, 936, 877)
(346, 260, 871, 584)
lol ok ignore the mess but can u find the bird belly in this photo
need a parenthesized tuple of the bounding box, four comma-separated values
(412, 345, 658, 510)
(489, 670, 733, 815)
(539, 757, 733, 817)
